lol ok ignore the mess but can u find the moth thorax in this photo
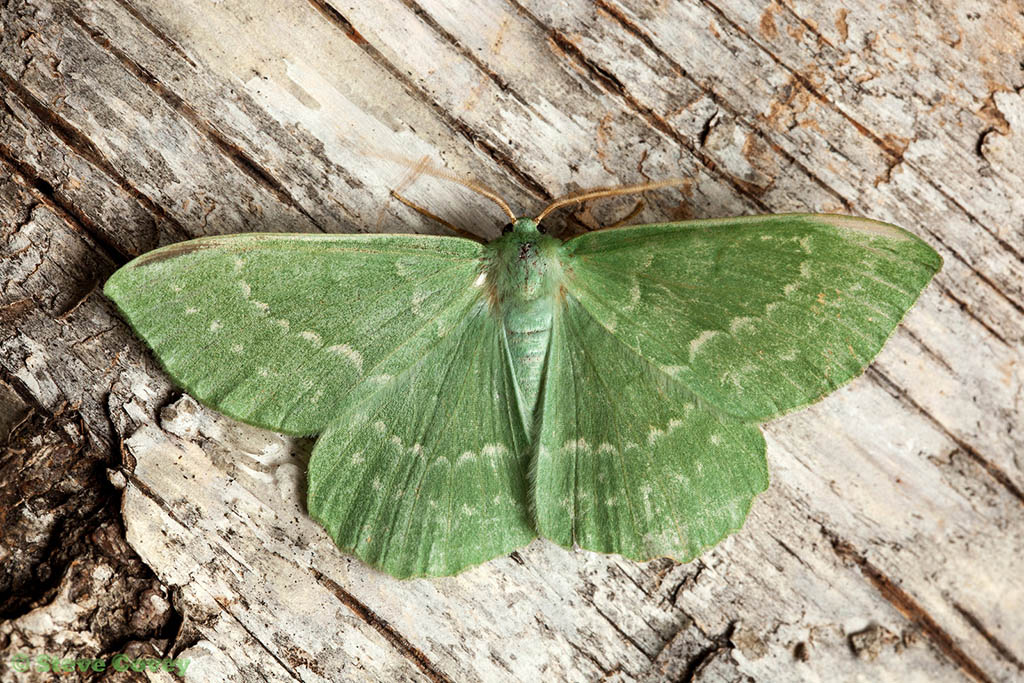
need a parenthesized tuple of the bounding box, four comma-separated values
(507, 244, 562, 302)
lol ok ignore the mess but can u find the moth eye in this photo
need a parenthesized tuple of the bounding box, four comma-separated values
(537, 224, 547, 235)
(502, 223, 514, 235)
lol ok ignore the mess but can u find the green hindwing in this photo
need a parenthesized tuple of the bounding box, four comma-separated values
(559, 214, 943, 421)
(308, 302, 534, 577)
(104, 233, 484, 436)
(534, 295, 768, 561)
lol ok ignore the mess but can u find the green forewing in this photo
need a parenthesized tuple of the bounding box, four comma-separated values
(308, 301, 533, 577)
(533, 295, 768, 561)
(104, 233, 484, 436)
(560, 214, 943, 420)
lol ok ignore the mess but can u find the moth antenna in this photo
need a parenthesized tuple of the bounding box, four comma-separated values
(390, 190, 485, 243)
(369, 149, 516, 221)
(391, 155, 433, 197)
(535, 179, 686, 224)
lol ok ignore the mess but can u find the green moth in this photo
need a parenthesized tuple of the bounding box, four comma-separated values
(104, 183, 941, 578)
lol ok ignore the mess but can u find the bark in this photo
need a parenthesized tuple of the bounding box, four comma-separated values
(1, 0, 1022, 680)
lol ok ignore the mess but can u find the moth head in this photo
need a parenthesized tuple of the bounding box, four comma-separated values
(504, 217, 545, 236)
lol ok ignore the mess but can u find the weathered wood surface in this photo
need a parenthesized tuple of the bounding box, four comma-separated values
(1, 0, 1022, 680)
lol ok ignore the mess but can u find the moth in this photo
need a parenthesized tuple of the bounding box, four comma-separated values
(105, 177, 941, 578)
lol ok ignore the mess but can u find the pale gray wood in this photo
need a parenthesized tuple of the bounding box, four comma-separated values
(1, 0, 1021, 681)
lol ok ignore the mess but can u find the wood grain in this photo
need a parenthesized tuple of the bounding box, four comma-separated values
(1, 0, 1021, 680)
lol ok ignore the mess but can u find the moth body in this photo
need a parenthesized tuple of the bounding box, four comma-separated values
(485, 217, 563, 415)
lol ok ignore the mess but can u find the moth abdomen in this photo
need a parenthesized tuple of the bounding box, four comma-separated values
(504, 298, 554, 415)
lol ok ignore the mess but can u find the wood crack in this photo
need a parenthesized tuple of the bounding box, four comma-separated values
(56, 279, 102, 320)
(868, 368, 1019, 507)
(0, 93, 19, 121)
(532, 14, 769, 211)
(211, 597, 303, 681)
(952, 602, 1024, 674)
(395, 0, 529, 107)
(608, 563, 656, 601)
(768, 532, 812, 569)
(0, 299, 36, 326)
(593, 602, 656, 661)
(0, 141, 131, 264)
(0, 367, 48, 422)
(867, 367, 1024, 506)
(697, 109, 718, 148)
(901, 327, 957, 375)
(680, 621, 735, 683)
(593, 0, 853, 212)
(109, 0, 197, 68)
(310, 568, 454, 683)
(306, 0, 552, 202)
(668, 561, 706, 607)
(939, 285, 1015, 349)
(122, 470, 192, 531)
(0, 68, 191, 247)
(825, 527, 995, 683)
(66, 11, 327, 233)
(561, 628, 616, 676)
